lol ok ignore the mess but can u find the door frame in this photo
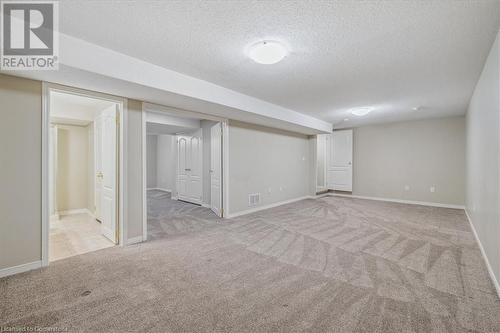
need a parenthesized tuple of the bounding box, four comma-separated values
(41, 82, 128, 267)
(141, 102, 229, 241)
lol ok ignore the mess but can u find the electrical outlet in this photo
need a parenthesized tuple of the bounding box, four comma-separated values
(430, 186, 435, 193)
(404, 185, 410, 191)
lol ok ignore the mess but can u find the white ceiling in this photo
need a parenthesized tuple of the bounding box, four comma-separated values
(59, 1, 500, 128)
(51, 91, 115, 124)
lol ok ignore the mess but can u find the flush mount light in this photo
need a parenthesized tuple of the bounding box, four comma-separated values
(248, 41, 287, 64)
(351, 107, 373, 116)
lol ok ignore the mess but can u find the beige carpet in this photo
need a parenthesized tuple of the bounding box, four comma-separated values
(1, 195, 499, 332)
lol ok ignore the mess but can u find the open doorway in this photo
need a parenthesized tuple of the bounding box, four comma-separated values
(142, 104, 227, 241)
(42, 84, 126, 264)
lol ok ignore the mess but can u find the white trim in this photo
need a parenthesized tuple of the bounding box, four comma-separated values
(57, 208, 94, 216)
(226, 195, 313, 219)
(142, 104, 148, 241)
(222, 120, 230, 218)
(201, 203, 211, 208)
(41, 83, 49, 267)
(146, 188, 171, 192)
(42, 82, 127, 267)
(126, 235, 144, 245)
(464, 209, 500, 297)
(0, 261, 42, 278)
(327, 193, 465, 210)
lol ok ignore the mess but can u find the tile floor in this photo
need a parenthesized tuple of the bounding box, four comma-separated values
(49, 213, 115, 262)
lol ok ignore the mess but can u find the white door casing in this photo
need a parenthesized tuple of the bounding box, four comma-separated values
(177, 129, 203, 204)
(210, 123, 222, 217)
(100, 105, 118, 243)
(49, 125, 58, 218)
(327, 129, 353, 191)
(95, 114, 103, 221)
(316, 134, 328, 191)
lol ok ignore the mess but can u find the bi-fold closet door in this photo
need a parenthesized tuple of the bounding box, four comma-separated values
(176, 129, 203, 205)
(324, 129, 353, 192)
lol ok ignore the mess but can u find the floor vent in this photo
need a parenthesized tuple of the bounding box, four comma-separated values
(248, 193, 261, 207)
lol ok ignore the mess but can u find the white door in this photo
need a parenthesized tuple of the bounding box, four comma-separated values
(327, 129, 353, 191)
(95, 116, 103, 221)
(210, 123, 222, 217)
(100, 105, 118, 243)
(177, 129, 202, 204)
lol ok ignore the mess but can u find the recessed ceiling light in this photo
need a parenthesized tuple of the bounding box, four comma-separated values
(344, 118, 349, 122)
(248, 41, 287, 65)
(351, 107, 373, 116)
(412, 106, 421, 111)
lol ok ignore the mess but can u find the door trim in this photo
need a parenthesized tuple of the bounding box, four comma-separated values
(141, 103, 229, 242)
(42, 82, 127, 267)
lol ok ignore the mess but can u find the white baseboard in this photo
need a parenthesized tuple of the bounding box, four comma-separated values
(464, 209, 500, 297)
(201, 203, 211, 208)
(58, 208, 95, 216)
(147, 188, 171, 193)
(126, 235, 144, 245)
(226, 195, 314, 218)
(0, 261, 42, 278)
(327, 193, 465, 210)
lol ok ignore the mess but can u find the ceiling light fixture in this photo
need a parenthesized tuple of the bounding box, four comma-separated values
(248, 40, 287, 65)
(351, 107, 373, 116)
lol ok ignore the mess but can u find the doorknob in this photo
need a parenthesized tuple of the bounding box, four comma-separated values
(96, 172, 103, 178)
(185, 168, 191, 171)
(348, 162, 352, 165)
(209, 169, 214, 173)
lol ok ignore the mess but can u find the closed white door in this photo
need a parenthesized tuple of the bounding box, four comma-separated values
(100, 105, 118, 243)
(177, 129, 202, 204)
(327, 129, 353, 191)
(210, 123, 222, 217)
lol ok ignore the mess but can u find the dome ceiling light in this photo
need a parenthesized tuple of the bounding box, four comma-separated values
(248, 41, 287, 65)
(351, 107, 374, 116)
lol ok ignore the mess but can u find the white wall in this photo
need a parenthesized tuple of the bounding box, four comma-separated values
(352, 116, 466, 206)
(228, 121, 311, 215)
(466, 30, 500, 288)
(156, 134, 176, 192)
(146, 135, 158, 188)
(56, 124, 90, 212)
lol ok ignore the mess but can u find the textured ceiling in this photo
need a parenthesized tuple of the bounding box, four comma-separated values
(59, 0, 500, 128)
